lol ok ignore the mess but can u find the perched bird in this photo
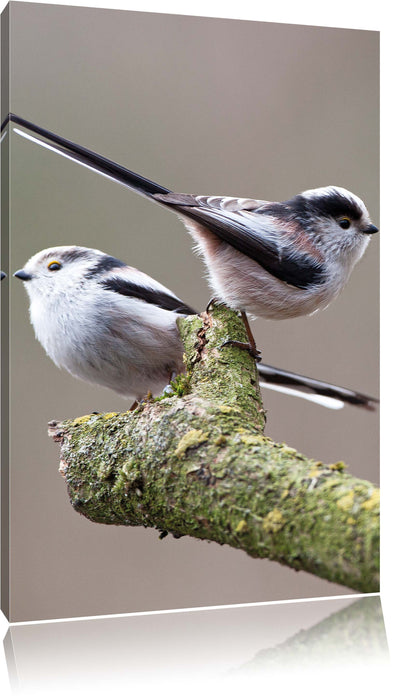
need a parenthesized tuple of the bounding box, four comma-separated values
(3, 114, 378, 357)
(14, 245, 377, 410)
(1, 272, 6, 280)
(14, 246, 193, 403)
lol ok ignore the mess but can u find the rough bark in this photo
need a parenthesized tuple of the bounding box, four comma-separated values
(49, 304, 379, 593)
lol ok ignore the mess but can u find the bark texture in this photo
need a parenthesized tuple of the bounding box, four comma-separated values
(49, 304, 379, 593)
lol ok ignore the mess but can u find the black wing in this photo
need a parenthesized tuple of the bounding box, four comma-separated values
(101, 277, 196, 315)
(3, 113, 324, 289)
(154, 192, 325, 289)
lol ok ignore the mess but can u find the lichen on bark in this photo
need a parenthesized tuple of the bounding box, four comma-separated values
(49, 304, 379, 593)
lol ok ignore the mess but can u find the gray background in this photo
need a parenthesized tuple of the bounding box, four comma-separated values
(5, 2, 378, 621)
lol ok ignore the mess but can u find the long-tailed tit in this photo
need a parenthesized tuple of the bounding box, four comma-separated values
(3, 114, 378, 357)
(14, 246, 194, 403)
(14, 246, 377, 411)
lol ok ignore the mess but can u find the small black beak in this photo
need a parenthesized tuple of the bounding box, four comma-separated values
(14, 269, 33, 281)
(362, 224, 379, 234)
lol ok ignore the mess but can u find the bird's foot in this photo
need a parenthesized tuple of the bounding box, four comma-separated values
(205, 297, 228, 313)
(220, 338, 262, 361)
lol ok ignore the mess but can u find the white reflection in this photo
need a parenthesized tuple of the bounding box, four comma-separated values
(2, 595, 388, 697)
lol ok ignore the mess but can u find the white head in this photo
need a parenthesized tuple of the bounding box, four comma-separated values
(14, 245, 195, 313)
(288, 185, 378, 264)
(13, 245, 127, 301)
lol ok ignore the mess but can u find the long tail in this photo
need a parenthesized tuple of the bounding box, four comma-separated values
(2, 115, 378, 412)
(1, 113, 170, 198)
(257, 362, 378, 411)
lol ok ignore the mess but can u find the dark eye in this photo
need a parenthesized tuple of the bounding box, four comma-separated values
(338, 217, 351, 230)
(48, 261, 62, 271)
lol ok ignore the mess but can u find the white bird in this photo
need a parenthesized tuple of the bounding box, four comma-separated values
(3, 114, 378, 358)
(14, 245, 378, 411)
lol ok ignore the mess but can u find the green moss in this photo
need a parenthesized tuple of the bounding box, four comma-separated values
(235, 519, 248, 534)
(214, 435, 227, 446)
(280, 445, 298, 456)
(170, 372, 192, 397)
(308, 467, 323, 478)
(98, 462, 114, 480)
(263, 509, 285, 533)
(237, 430, 270, 447)
(174, 429, 210, 459)
(56, 303, 380, 593)
(362, 489, 380, 511)
(336, 491, 355, 511)
(71, 414, 93, 425)
(330, 460, 348, 472)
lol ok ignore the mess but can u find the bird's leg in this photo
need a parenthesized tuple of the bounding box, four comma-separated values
(205, 299, 261, 360)
(220, 311, 262, 361)
(241, 312, 262, 359)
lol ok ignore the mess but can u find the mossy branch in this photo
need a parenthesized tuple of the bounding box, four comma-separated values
(48, 305, 379, 593)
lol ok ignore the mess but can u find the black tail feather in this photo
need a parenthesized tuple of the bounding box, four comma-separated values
(1, 113, 379, 412)
(257, 362, 378, 410)
(2, 113, 171, 197)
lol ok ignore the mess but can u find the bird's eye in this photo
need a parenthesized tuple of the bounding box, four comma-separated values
(48, 261, 62, 271)
(338, 217, 351, 230)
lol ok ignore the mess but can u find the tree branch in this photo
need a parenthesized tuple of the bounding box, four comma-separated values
(49, 304, 379, 593)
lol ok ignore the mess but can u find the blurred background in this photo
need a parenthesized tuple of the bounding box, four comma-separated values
(3, 2, 378, 621)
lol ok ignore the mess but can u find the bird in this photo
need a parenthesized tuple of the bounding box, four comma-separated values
(14, 245, 194, 404)
(3, 114, 378, 358)
(14, 245, 378, 411)
(1, 272, 6, 280)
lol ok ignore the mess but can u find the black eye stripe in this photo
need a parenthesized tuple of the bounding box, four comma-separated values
(83, 255, 127, 277)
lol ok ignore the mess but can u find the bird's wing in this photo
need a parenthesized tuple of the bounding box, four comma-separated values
(3, 114, 324, 289)
(98, 265, 197, 315)
(153, 193, 325, 289)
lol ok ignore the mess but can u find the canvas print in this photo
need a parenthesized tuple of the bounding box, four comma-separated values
(1, 2, 379, 622)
